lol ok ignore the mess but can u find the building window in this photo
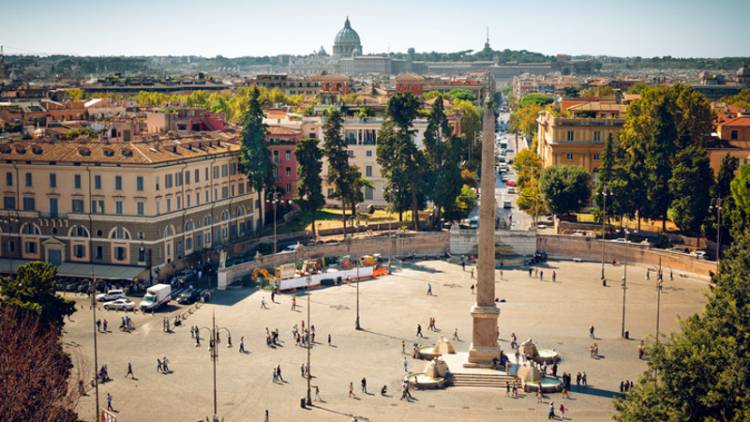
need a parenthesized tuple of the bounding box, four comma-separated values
(92, 200, 105, 214)
(73, 244, 85, 258)
(74, 174, 81, 189)
(593, 153, 601, 161)
(25, 172, 32, 187)
(24, 241, 36, 254)
(115, 200, 124, 215)
(365, 165, 372, 177)
(365, 186, 374, 200)
(222, 164, 228, 177)
(366, 150, 373, 157)
(731, 130, 739, 140)
(115, 175, 123, 190)
(230, 162, 237, 175)
(272, 151, 279, 164)
(156, 199, 161, 215)
(195, 169, 200, 183)
(137, 201, 145, 216)
(593, 131, 601, 142)
(49, 173, 57, 188)
(94, 175, 102, 190)
(136, 176, 144, 191)
(213, 166, 220, 179)
(285, 151, 291, 161)
(222, 186, 229, 199)
(187, 195, 191, 208)
(166, 198, 172, 212)
(49, 198, 58, 217)
(566, 131, 574, 142)
(165, 174, 173, 188)
(72, 199, 84, 213)
(185, 171, 191, 185)
(138, 247, 146, 263)
(177, 195, 182, 210)
(205, 191, 209, 203)
(4, 196, 16, 210)
(5, 172, 12, 187)
(286, 167, 292, 177)
(114, 247, 127, 261)
(95, 246, 103, 260)
(176, 172, 183, 186)
(205, 167, 209, 180)
(23, 197, 35, 211)
(286, 183, 292, 193)
(566, 153, 574, 161)
(239, 183, 245, 195)
(155, 175, 160, 191)
(196, 192, 200, 206)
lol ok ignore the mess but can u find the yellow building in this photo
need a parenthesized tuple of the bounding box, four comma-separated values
(0, 133, 261, 280)
(536, 101, 626, 173)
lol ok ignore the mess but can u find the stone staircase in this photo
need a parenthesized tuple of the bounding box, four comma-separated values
(451, 372, 518, 388)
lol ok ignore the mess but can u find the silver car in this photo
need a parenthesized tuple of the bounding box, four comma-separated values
(103, 298, 135, 311)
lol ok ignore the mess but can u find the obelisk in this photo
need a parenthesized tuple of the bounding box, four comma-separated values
(466, 96, 501, 367)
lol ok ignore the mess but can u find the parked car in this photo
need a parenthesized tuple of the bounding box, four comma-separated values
(281, 243, 301, 253)
(96, 289, 126, 302)
(177, 288, 200, 305)
(505, 180, 517, 187)
(692, 250, 707, 259)
(612, 238, 628, 243)
(103, 298, 135, 311)
(503, 201, 512, 209)
(507, 187, 516, 194)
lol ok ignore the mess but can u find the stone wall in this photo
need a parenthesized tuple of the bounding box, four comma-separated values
(218, 231, 449, 288)
(537, 235, 716, 277)
(450, 226, 536, 256)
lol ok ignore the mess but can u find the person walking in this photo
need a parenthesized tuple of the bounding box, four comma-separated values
(453, 328, 460, 341)
(505, 381, 510, 397)
(403, 356, 408, 372)
(548, 401, 555, 419)
(461, 258, 466, 272)
(426, 283, 432, 296)
(276, 365, 283, 382)
(271, 290, 276, 303)
(328, 334, 332, 346)
(576, 372, 581, 386)
(552, 271, 557, 283)
(470, 268, 475, 279)
(638, 340, 645, 359)
(559, 403, 566, 419)
(162, 356, 170, 373)
(348, 382, 354, 398)
(315, 385, 321, 402)
(589, 325, 595, 339)
(103, 319, 108, 333)
(540, 270, 544, 281)
(125, 362, 134, 379)
(106, 393, 114, 412)
(361, 377, 367, 394)
(239, 336, 246, 353)
(402, 340, 406, 354)
(157, 358, 163, 374)
(536, 388, 543, 403)
(291, 297, 296, 311)
(264, 409, 269, 422)
(261, 297, 268, 309)
(416, 324, 424, 338)
(582, 372, 588, 385)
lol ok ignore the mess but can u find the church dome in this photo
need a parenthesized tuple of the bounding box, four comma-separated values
(333, 17, 362, 57)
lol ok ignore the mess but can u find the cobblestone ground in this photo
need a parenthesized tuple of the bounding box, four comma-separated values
(64, 259, 708, 422)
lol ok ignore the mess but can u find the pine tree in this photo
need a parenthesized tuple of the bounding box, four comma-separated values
(239, 87, 275, 232)
(424, 95, 462, 227)
(295, 138, 325, 239)
(668, 145, 713, 234)
(322, 109, 352, 235)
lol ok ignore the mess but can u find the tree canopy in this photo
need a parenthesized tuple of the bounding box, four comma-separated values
(295, 138, 325, 238)
(239, 87, 275, 230)
(0, 261, 75, 328)
(539, 165, 592, 216)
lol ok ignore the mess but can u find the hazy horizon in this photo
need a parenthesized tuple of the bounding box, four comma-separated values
(2, 0, 749, 58)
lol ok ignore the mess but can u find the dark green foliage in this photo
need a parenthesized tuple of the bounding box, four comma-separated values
(668, 145, 714, 234)
(239, 87, 275, 230)
(0, 261, 75, 328)
(539, 165, 592, 216)
(423, 96, 463, 225)
(295, 138, 325, 238)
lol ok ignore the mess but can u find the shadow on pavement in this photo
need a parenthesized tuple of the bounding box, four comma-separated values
(312, 405, 370, 421)
(570, 385, 622, 399)
(209, 287, 259, 306)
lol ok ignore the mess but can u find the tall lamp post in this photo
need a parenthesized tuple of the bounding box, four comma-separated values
(198, 311, 232, 420)
(655, 263, 664, 346)
(305, 275, 312, 406)
(355, 257, 361, 330)
(621, 262, 628, 338)
(599, 188, 610, 284)
(268, 192, 280, 254)
(710, 198, 723, 274)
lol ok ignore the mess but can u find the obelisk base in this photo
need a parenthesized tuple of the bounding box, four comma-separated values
(464, 304, 500, 368)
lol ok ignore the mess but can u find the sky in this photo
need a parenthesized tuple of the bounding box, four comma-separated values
(1, 0, 749, 58)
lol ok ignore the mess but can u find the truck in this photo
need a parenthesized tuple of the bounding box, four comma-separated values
(139, 284, 172, 311)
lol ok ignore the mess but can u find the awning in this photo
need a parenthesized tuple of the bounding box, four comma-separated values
(0, 259, 147, 281)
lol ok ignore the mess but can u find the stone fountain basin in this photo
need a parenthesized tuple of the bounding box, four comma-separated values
(535, 349, 560, 363)
(524, 376, 563, 393)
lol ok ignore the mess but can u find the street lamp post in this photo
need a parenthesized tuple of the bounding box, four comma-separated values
(621, 262, 628, 338)
(355, 257, 361, 330)
(198, 311, 232, 420)
(271, 193, 279, 253)
(710, 198, 723, 274)
(655, 262, 664, 346)
(600, 188, 610, 284)
(306, 275, 312, 406)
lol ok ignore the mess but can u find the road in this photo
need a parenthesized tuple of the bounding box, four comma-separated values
(494, 111, 534, 231)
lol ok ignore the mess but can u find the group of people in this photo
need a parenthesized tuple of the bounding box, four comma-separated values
(156, 356, 171, 374)
(119, 315, 134, 332)
(95, 318, 109, 333)
(619, 380, 635, 393)
(292, 323, 315, 347)
(266, 327, 281, 347)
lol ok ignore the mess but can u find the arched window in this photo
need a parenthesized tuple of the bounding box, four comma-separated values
(20, 223, 41, 235)
(236, 206, 245, 217)
(109, 226, 131, 240)
(203, 215, 213, 227)
(221, 210, 230, 221)
(185, 220, 194, 232)
(69, 225, 90, 238)
(163, 224, 176, 238)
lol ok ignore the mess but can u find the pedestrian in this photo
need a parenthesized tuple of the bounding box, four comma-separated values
(559, 403, 566, 419)
(157, 358, 163, 373)
(126, 362, 134, 379)
(162, 356, 169, 373)
(619, 381, 624, 393)
(239, 336, 246, 353)
(536, 388, 543, 403)
(461, 258, 466, 271)
(540, 270, 544, 280)
(301, 363, 306, 377)
(106, 393, 114, 411)
(416, 324, 423, 338)
(548, 401, 555, 419)
(271, 290, 276, 303)
(505, 381, 510, 397)
(328, 333, 332, 346)
(261, 297, 268, 309)
(291, 297, 296, 311)
(349, 382, 354, 398)
(562, 385, 569, 399)
(589, 325, 595, 339)
(552, 271, 557, 282)
(403, 356, 408, 372)
(638, 340, 645, 359)
(576, 372, 581, 386)
(582, 372, 587, 385)
(103, 319, 108, 333)
(470, 268, 475, 279)
(361, 377, 367, 394)
(552, 362, 558, 377)
(402, 340, 406, 354)
(453, 328, 459, 341)
(272, 367, 277, 383)
(264, 409, 269, 422)
(470, 284, 475, 294)
(528, 268, 533, 277)
(426, 283, 432, 295)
